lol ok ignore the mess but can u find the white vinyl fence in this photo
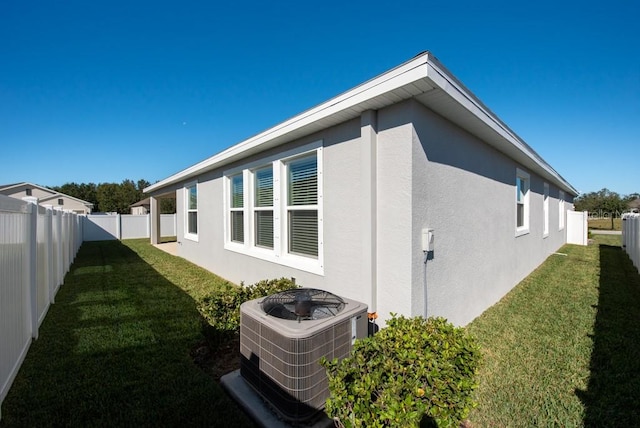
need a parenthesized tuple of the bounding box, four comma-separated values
(0, 196, 81, 419)
(622, 213, 640, 273)
(83, 214, 176, 241)
(567, 210, 589, 246)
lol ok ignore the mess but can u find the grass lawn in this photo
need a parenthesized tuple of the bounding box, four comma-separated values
(467, 235, 640, 427)
(3, 236, 639, 427)
(0, 239, 253, 428)
(588, 217, 622, 230)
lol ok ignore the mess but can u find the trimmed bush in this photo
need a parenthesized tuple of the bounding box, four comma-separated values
(197, 277, 297, 332)
(321, 315, 481, 428)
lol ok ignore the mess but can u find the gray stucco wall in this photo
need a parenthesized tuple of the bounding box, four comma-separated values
(163, 98, 573, 327)
(407, 100, 569, 325)
(173, 118, 371, 306)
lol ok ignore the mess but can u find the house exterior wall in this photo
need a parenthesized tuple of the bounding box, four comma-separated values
(41, 196, 91, 214)
(408, 100, 571, 325)
(162, 99, 573, 327)
(0, 185, 92, 214)
(131, 206, 148, 215)
(0, 185, 54, 200)
(173, 119, 369, 305)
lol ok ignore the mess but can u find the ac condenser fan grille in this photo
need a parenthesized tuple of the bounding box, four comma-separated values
(261, 288, 346, 321)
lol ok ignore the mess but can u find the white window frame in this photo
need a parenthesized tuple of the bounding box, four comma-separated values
(223, 140, 323, 275)
(253, 165, 274, 249)
(229, 172, 246, 244)
(559, 190, 565, 231)
(543, 182, 549, 237)
(515, 168, 530, 237)
(183, 181, 198, 242)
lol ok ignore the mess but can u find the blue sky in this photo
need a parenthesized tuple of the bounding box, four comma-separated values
(1, 0, 638, 195)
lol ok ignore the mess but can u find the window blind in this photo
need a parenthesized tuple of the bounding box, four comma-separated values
(288, 210, 318, 257)
(255, 167, 273, 207)
(231, 211, 244, 243)
(231, 175, 244, 208)
(288, 156, 317, 206)
(255, 211, 274, 248)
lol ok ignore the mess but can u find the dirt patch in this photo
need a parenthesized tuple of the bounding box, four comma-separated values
(191, 333, 241, 381)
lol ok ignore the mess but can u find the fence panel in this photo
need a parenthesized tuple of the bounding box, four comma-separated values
(83, 214, 176, 241)
(623, 213, 640, 272)
(83, 214, 118, 241)
(121, 215, 149, 239)
(0, 196, 81, 420)
(161, 214, 176, 237)
(36, 206, 51, 326)
(0, 198, 31, 417)
(567, 210, 588, 246)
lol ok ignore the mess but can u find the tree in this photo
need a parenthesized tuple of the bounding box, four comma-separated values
(96, 182, 121, 213)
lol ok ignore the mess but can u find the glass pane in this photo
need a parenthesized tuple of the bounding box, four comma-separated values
(188, 212, 198, 234)
(231, 211, 244, 243)
(231, 175, 244, 208)
(255, 167, 273, 207)
(288, 210, 318, 257)
(189, 185, 197, 210)
(517, 203, 524, 228)
(516, 177, 523, 203)
(255, 211, 274, 248)
(288, 155, 317, 206)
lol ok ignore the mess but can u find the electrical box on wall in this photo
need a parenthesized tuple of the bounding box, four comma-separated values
(422, 228, 434, 252)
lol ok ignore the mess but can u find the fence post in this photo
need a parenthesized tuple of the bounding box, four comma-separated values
(117, 213, 121, 240)
(43, 206, 55, 303)
(23, 197, 39, 340)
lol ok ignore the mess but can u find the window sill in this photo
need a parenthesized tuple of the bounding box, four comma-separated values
(183, 233, 199, 242)
(515, 228, 530, 237)
(224, 242, 324, 276)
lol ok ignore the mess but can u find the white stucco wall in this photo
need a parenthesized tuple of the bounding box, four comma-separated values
(173, 119, 370, 306)
(408, 100, 570, 325)
(157, 99, 574, 327)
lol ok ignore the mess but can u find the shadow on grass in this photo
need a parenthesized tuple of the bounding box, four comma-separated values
(0, 240, 253, 428)
(577, 244, 640, 426)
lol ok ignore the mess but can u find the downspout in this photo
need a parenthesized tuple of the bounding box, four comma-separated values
(360, 110, 378, 334)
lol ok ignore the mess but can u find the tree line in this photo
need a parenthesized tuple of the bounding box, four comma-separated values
(50, 180, 175, 214)
(574, 188, 639, 216)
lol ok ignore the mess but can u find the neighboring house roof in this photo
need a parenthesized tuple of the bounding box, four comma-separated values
(0, 182, 94, 209)
(628, 198, 640, 210)
(39, 193, 95, 208)
(145, 51, 578, 196)
(0, 182, 58, 196)
(130, 197, 151, 208)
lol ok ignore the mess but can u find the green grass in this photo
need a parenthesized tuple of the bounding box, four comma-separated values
(0, 239, 253, 428)
(467, 235, 640, 427)
(588, 217, 622, 230)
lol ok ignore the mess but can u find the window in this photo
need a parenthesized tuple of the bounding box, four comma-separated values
(223, 141, 323, 275)
(26, 188, 32, 196)
(184, 182, 198, 239)
(543, 182, 549, 236)
(254, 166, 273, 248)
(58, 198, 64, 206)
(515, 168, 530, 236)
(287, 154, 318, 257)
(230, 173, 244, 243)
(559, 190, 565, 230)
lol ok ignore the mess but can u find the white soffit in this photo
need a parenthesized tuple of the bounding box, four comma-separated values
(146, 52, 577, 196)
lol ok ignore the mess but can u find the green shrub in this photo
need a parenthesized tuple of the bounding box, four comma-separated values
(197, 277, 298, 333)
(321, 315, 481, 428)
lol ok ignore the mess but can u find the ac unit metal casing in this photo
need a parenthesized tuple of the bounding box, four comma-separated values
(239, 294, 368, 423)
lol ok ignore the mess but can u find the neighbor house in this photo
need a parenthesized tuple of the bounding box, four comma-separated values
(145, 52, 578, 326)
(130, 197, 151, 215)
(0, 182, 93, 214)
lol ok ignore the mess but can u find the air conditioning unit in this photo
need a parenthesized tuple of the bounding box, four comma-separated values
(240, 288, 368, 423)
